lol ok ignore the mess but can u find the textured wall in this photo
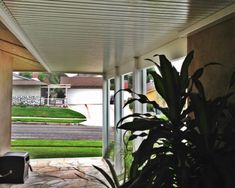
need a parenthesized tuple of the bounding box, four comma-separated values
(188, 17, 235, 102)
(13, 85, 41, 96)
(12, 85, 42, 105)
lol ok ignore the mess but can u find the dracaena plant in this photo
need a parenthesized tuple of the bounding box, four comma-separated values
(92, 51, 235, 188)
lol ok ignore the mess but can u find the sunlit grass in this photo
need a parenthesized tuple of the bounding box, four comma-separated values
(11, 140, 102, 158)
(12, 106, 86, 118)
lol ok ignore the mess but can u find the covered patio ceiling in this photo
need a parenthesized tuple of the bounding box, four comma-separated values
(0, 0, 234, 76)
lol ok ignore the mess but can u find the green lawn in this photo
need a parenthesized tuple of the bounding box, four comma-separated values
(12, 140, 102, 147)
(12, 106, 86, 118)
(12, 117, 84, 123)
(11, 140, 102, 158)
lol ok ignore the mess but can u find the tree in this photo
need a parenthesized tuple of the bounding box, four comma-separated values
(19, 72, 32, 79)
(38, 72, 65, 84)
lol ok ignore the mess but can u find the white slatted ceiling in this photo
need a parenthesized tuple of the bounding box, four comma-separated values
(2, 0, 234, 74)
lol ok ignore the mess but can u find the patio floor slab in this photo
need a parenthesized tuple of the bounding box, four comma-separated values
(0, 157, 108, 188)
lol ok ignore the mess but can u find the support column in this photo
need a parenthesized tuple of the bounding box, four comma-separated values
(133, 57, 146, 151)
(114, 66, 124, 174)
(102, 76, 110, 157)
(65, 87, 68, 106)
(47, 85, 50, 106)
(0, 51, 13, 155)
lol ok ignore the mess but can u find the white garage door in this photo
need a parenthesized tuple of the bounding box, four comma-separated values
(67, 88, 102, 105)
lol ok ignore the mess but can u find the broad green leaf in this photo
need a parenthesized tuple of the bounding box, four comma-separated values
(158, 54, 181, 120)
(194, 80, 205, 100)
(191, 67, 203, 81)
(191, 62, 221, 81)
(118, 118, 166, 131)
(114, 88, 133, 98)
(145, 58, 161, 72)
(117, 113, 152, 127)
(130, 131, 159, 179)
(123, 98, 136, 108)
(129, 132, 148, 141)
(190, 94, 209, 148)
(148, 71, 166, 100)
(180, 51, 194, 93)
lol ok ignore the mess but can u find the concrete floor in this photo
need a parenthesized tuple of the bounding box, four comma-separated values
(0, 157, 108, 188)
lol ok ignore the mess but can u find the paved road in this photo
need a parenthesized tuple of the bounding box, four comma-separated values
(12, 124, 114, 140)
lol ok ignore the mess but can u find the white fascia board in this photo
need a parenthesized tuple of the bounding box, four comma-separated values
(179, 3, 235, 37)
(0, 2, 51, 72)
(105, 37, 187, 79)
(139, 37, 187, 69)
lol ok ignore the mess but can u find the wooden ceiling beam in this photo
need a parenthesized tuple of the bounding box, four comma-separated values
(0, 21, 46, 72)
(0, 39, 37, 61)
(13, 58, 46, 72)
(0, 22, 22, 46)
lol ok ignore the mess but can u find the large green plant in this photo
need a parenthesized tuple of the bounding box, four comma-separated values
(93, 51, 235, 188)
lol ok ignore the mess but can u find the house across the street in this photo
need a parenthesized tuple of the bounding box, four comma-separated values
(12, 73, 47, 105)
(60, 75, 103, 126)
(60, 75, 103, 105)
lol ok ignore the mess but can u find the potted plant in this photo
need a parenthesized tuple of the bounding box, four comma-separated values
(87, 51, 235, 188)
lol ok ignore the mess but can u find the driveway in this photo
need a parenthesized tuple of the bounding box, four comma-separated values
(12, 124, 114, 140)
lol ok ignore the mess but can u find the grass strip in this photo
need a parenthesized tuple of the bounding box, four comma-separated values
(11, 140, 102, 147)
(11, 140, 103, 158)
(12, 118, 85, 123)
(12, 147, 102, 158)
(12, 106, 86, 118)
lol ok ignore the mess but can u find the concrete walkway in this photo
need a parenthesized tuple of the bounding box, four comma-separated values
(0, 157, 108, 188)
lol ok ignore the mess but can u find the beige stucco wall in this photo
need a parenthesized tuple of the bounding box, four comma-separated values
(13, 85, 41, 96)
(0, 51, 12, 155)
(188, 17, 235, 103)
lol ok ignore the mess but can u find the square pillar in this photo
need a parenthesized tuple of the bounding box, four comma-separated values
(0, 51, 13, 155)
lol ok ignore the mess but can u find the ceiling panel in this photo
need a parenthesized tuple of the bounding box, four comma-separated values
(2, 0, 234, 74)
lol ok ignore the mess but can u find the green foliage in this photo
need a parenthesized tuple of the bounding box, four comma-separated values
(47, 72, 63, 84)
(124, 74, 133, 89)
(56, 88, 66, 98)
(147, 67, 155, 82)
(38, 72, 47, 82)
(26, 72, 65, 84)
(94, 51, 235, 188)
(19, 72, 32, 79)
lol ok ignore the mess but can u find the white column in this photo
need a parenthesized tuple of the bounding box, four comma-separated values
(114, 66, 124, 174)
(102, 76, 110, 156)
(65, 87, 68, 106)
(133, 57, 146, 151)
(0, 51, 13, 155)
(47, 85, 50, 106)
(142, 68, 147, 113)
